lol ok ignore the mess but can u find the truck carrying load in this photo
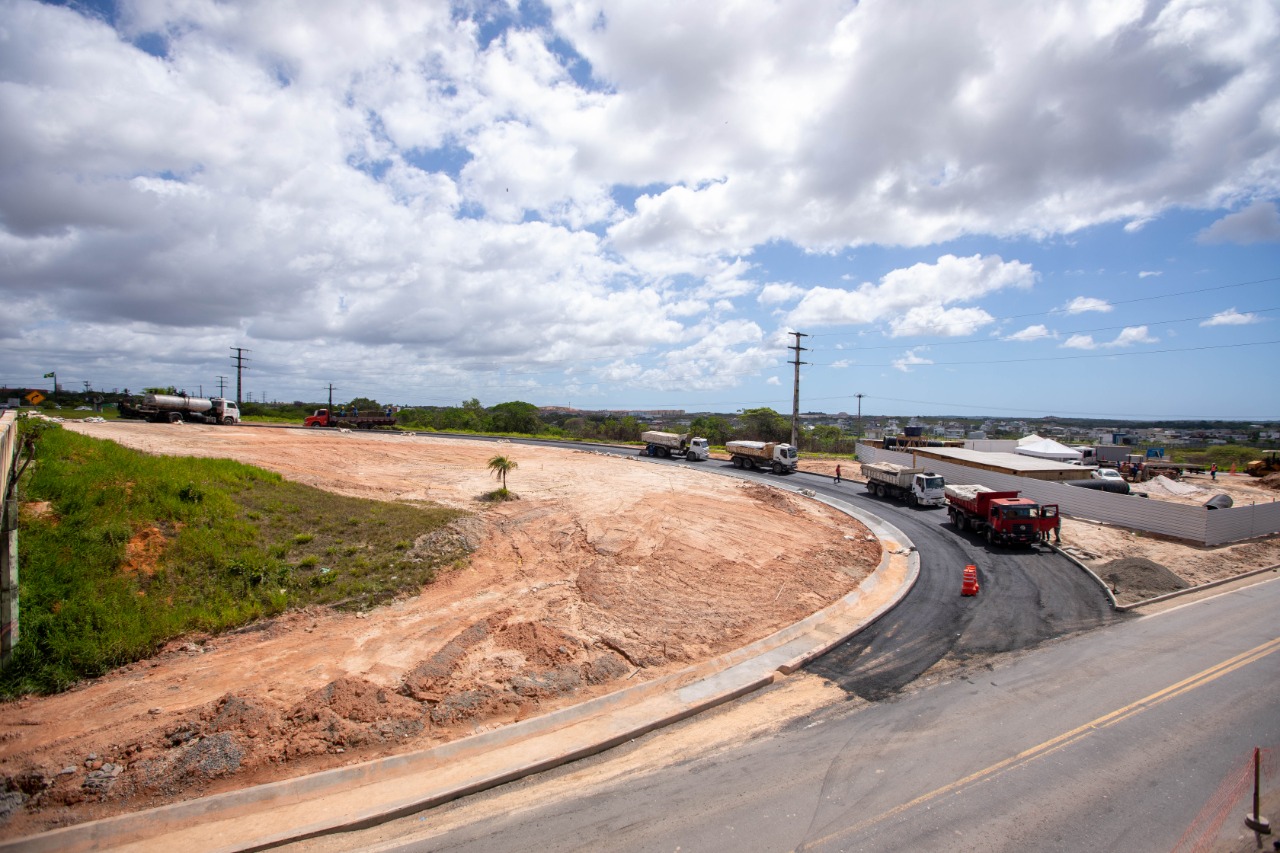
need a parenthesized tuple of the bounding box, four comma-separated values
(640, 431, 709, 461)
(726, 440, 798, 475)
(118, 393, 240, 425)
(945, 485, 1059, 547)
(861, 462, 946, 507)
(304, 408, 397, 430)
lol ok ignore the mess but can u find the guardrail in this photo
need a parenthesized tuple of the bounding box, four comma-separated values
(1, 410, 19, 664)
(857, 442, 1280, 546)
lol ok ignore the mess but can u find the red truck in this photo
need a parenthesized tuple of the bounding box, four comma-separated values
(304, 408, 397, 430)
(945, 485, 1059, 547)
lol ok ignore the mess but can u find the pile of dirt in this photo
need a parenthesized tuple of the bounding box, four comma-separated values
(0, 424, 881, 840)
(1094, 557, 1190, 605)
(1259, 472, 1280, 491)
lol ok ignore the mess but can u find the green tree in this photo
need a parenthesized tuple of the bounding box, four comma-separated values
(738, 407, 789, 443)
(348, 397, 381, 412)
(486, 401, 541, 434)
(690, 415, 732, 445)
(487, 455, 518, 492)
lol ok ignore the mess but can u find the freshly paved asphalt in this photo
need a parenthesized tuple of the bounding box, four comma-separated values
(352, 575, 1278, 853)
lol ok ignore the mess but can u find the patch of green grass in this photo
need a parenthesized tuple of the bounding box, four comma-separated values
(4, 424, 467, 697)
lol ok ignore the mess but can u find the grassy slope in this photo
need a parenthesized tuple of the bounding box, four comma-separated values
(4, 424, 464, 696)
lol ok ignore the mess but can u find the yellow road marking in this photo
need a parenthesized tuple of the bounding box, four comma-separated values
(798, 635, 1280, 850)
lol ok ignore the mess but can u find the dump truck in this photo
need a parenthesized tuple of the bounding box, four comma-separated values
(945, 484, 1060, 547)
(726, 440, 798, 474)
(861, 462, 946, 507)
(304, 408, 397, 430)
(118, 393, 241, 424)
(640, 431, 709, 461)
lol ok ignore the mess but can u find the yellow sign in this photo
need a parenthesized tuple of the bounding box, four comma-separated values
(24, 390, 45, 405)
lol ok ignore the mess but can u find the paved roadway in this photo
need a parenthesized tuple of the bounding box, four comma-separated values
(310, 577, 1280, 852)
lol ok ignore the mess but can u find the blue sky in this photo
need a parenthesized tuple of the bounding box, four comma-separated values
(1, 0, 1278, 420)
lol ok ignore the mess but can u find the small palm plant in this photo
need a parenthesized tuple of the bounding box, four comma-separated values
(487, 454, 518, 498)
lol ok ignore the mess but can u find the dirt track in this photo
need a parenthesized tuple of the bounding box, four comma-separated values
(0, 423, 880, 838)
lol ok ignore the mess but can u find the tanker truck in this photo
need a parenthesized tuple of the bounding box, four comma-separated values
(726, 440, 798, 474)
(118, 393, 241, 424)
(861, 462, 946, 507)
(640, 431, 709, 461)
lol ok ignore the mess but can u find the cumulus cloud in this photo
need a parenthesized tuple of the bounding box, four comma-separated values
(786, 254, 1035, 333)
(1201, 308, 1262, 326)
(1062, 325, 1157, 350)
(1005, 324, 1053, 342)
(893, 348, 933, 372)
(1138, 270, 1162, 278)
(1, 0, 1278, 403)
(1064, 297, 1113, 314)
(1197, 202, 1280, 245)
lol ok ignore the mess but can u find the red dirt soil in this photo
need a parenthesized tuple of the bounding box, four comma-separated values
(0, 424, 880, 839)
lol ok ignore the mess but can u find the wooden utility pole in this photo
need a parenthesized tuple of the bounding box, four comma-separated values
(855, 393, 865, 440)
(789, 332, 808, 448)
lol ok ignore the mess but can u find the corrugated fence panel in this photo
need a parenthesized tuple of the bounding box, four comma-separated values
(0, 412, 17, 501)
(855, 443, 1278, 545)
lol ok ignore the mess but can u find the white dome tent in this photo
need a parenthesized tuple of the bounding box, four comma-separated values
(1015, 437, 1084, 462)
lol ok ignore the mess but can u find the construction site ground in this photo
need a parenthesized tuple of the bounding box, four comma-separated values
(0, 424, 881, 840)
(1, 426, 1277, 843)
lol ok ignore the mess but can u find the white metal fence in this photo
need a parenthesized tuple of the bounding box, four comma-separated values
(856, 442, 1280, 546)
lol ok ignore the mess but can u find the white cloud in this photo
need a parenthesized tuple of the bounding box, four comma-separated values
(1064, 297, 1113, 314)
(1062, 325, 1157, 349)
(786, 254, 1035, 332)
(830, 359, 851, 368)
(1005, 324, 1053, 342)
(893, 348, 933, 372)
(1062, 334, 1098, 350)
(1197, 201, 1280, 245)
(1201, 308, 1262, 326)
(1138, 270, 1162, 278)
(757, 282, 806, 305)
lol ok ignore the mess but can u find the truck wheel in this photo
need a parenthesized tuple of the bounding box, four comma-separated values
(168, 412, 182, 423)
(772, 462, 782, 475)
(310, 422, 323, 428)
(986, 528, 995, 546)
(731, 457, 741, 469)
(956, 514, 966, 532)
(908, 493, 917, 507)
(661, 447, 670, 458)
(223, 417, 234, 425)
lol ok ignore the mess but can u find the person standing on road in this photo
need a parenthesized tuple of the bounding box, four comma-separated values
(1211, 462, 1218, 481)
(834, 464, 841, 484)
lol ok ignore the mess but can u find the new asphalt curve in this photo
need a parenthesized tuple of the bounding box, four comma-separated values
(309, 429, 1126, 702)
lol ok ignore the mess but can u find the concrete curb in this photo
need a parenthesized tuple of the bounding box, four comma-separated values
(1046, 543, 1120, 610)
(4, 489, 918, 853)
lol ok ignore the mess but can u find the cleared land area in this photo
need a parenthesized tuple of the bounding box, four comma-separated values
(0, 422, 879, 838)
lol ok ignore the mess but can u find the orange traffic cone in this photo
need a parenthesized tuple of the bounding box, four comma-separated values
(961, 564, 980, 596)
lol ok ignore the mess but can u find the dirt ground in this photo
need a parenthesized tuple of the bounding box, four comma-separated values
(0, 424, 880, 839)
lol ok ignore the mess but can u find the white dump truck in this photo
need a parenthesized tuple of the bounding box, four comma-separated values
(118, 393, 241, 424)
(726, 440, 798, 474)
(640, 431, 709, 461)
(861, 462, 946, 507)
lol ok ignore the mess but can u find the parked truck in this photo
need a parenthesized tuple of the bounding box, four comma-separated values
(118, 393, 240, 424)
(640, 431, 709, 461)
(945, 484, 1060, 547)
(304, 408, 397, 430)
(861, 462, 946, 507)
(726, 440, 798, 474)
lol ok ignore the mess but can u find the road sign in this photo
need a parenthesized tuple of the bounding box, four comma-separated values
(24, 391, 45, 405)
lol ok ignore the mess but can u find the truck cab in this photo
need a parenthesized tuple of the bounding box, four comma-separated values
(911, 473, 946, 506)
(211, 399, 240, 424)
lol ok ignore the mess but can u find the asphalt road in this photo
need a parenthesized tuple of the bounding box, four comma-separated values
(324, 576, 1280, 853)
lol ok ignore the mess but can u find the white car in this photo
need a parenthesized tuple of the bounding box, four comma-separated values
(1091, 468, 1125, 482)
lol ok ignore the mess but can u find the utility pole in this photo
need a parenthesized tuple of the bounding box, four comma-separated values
(855, 393, 865, 441)
(327, 384, 336, 410)
(789, 331, 809, 448)
(216, 375, 228, 397)
(82, 381, 91, 394)
(230, 348, 250, 406)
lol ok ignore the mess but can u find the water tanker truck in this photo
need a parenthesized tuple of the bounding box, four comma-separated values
(640, 431, 709, 461)
(861, 462, 946, 507)
(118, 393, 241, 424)
(945, 484, 1059, 547)
(726, 440, 798, 475)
